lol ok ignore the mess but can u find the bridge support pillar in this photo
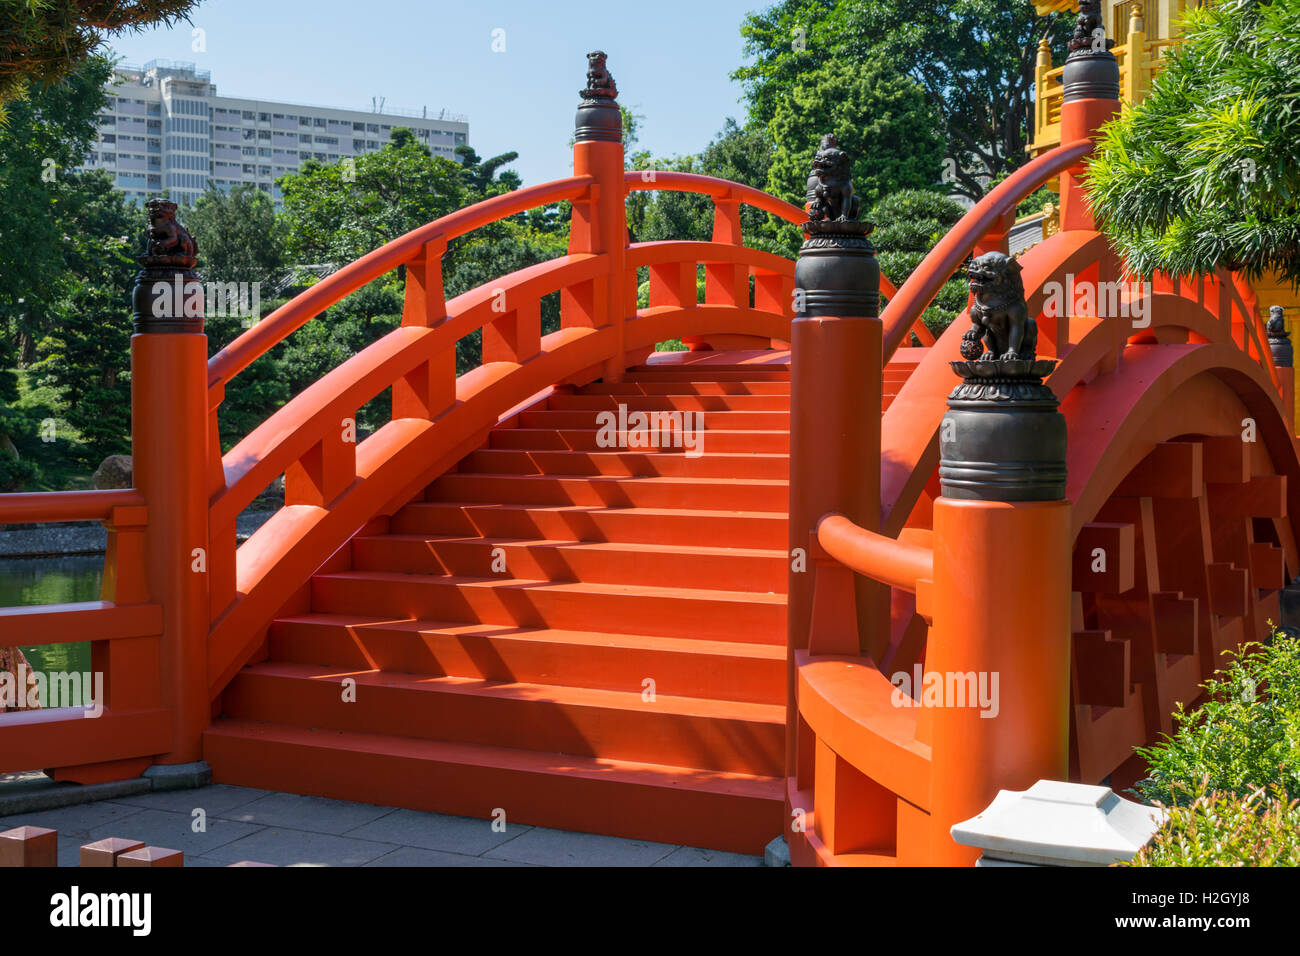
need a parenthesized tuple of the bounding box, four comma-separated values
(928, 351, 1071, 865)
(1058, 1, 1121, 232)
(131, 200, 211, 765)
(569, 51, 627, 381)
(786, 143, 883, 778)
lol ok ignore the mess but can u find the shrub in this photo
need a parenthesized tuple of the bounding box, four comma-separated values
(1129, 785, 1300, 867)
(1134, 631, 1300, 807)
(1127, 630, 1300, 866)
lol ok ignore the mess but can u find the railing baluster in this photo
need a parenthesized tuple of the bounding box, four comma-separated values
(401, 238, 447, 328)
(285, 415, 357, 508)
(394, 238, 455, 421)
(648, 261, 697, 309)
(753, 271, 792, 316)
(482, 297, 541, 364)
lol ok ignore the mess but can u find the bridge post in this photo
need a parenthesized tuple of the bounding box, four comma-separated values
(927, 275, 1071, 865)
(130, 199, 211, 764)
(787, 138, 884, 778)
(569, 51, 627, 382)
(1058, 0, 1120, 232)
(1268, 304, 1295, 432)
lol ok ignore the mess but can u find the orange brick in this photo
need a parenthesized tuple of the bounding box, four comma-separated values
(80, 837, 145, 867)
(117, 846, 184, 867)
(0, 826, 57, 867)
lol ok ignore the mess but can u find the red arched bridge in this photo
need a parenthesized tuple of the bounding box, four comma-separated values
(1, 51, 1294, 865)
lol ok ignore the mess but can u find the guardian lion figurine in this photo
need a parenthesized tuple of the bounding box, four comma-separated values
(960, 252, 1036, 361)
(807, 134, 859, 223)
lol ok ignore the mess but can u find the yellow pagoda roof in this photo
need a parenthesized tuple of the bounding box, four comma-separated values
(1033, 0, 1077, 14)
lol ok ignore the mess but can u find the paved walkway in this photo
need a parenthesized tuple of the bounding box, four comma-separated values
(1, 785, 764, 867)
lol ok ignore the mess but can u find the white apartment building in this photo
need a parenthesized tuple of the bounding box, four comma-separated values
(80, 59, 469, 208)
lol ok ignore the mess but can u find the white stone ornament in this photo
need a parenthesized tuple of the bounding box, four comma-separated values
(950, 779, 1167, 866)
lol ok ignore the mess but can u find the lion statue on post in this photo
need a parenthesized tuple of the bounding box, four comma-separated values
(960, 251, 1036, 361)
(807, 134, 860, 223)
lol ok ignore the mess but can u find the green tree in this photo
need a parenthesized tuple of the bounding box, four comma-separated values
(868, 189, 969, 337)
(766, 57, 945, 246)
(0, 0, 199, 114)
(455, 144, 522, 195)
(735, 0, 1072, 201)
(626, 119, 778, 248)
(30, 170, 136, 466)
(1087, 0, 1300, 288)
(278, 136, 470, 266)
(185, 183, 284, 287)
(0, 55, 113, 360)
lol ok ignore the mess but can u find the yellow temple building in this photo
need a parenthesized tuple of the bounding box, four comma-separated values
(1028, 0, 1299, 366)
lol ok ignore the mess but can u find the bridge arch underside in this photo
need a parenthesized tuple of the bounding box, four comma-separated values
(890, 335, 1300, 786)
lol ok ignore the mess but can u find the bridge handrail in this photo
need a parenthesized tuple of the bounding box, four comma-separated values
(625, 170, 915, 335)
(624, 170, 812, 225)
(207, 176, 596, 390)
(211, 254, 605, 528)
(816, 513, 932, 595)
(0, 489, 144, 524)
(881, 138, 1095, 363)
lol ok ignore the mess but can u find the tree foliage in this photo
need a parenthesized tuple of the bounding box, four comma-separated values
(735, 0, 1071, 201)
(767, 57, 945, 214)
(0, 0, 199, 114)
(1087, 0, 1300, 288)
(868, 189, 969, 336)
(0, 55, 113, 350)
(278, 131, 471, 266)
(185, 183, 284, 287)
(29, 170, 136, 466)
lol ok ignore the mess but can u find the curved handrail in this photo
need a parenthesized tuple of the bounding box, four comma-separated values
(625, 170, 808, 226)
(212, 254, 605, 528)
(626, 171, 908, 330)
(207, 176, 595, 390)
(881, 138, 1094, 363)
(816, 513, 932, 594)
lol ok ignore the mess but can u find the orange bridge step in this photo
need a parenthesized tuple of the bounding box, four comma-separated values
(206, 352, 923, 853)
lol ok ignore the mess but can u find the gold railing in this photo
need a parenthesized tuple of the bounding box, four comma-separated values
(1030, 5, 1179, 158)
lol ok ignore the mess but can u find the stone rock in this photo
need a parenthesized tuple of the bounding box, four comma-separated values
(764, 835, 791, 867)
(92, 454, 133, 489)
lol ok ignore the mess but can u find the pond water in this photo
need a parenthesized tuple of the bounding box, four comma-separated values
(0, 554, 100, 693)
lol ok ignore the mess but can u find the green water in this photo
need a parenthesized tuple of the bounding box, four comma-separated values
(0, 555, 100, 696)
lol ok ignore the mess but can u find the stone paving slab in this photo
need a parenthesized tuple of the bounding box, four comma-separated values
(201, 828, 397, 867)
(218, 791, 396, 835)
(86, 808, 263, 858)
(1, 784, 766, 867)
(483, 826, 679, 867)
(361, 846, 536, 867)
(343, 807, 529, 856)
(2, 799, 145, 838)
(110, 784, 270, 816)
(652, 845, 764, 867)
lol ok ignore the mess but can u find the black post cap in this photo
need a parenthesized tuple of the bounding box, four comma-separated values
(793, 134, 879, 319)
(132, 198, 204, 333)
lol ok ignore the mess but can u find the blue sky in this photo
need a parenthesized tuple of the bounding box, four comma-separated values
(105, 0, 764, 186)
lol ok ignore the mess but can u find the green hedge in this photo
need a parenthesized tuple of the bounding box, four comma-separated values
(1128, 630, 1300, 866)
